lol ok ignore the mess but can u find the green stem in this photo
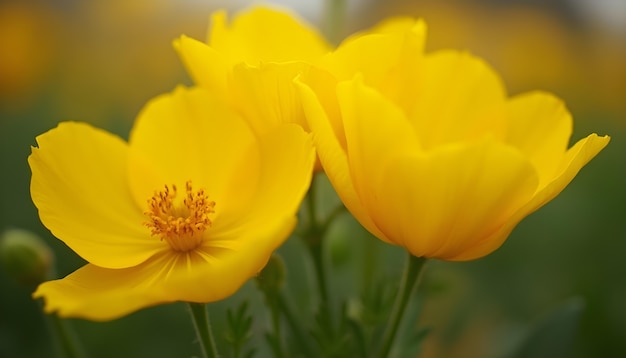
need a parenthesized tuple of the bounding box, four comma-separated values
(306, 175, 319, 233)
(310, 239, 329, 306)
(188, 303, 219, 358)
(375, 254, 427, 358)
(323, 0, 347, 45)
(304, 176, 328, 304)
(277, 292, 314, 357)
(304, 177, 333, 335)
(48, 313, 85, 358)
(270, 295, 286, 358)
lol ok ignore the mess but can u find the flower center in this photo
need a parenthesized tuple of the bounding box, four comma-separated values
(144, 181, 215, 252)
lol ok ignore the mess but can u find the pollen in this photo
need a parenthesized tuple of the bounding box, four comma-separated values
(144, 181, 216, 252)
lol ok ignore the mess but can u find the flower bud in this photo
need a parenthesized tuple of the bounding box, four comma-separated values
(255, 254, 286, 296)
(0, 229, 53, 286)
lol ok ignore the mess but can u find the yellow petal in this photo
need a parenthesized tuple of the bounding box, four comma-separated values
(128, 86, 259, 228)
(209, 7, 330, 65)
(237, 124, 315, 228)
(296, 77, 389, 242)
(515, 133, 610, 225)
(505, 91, 572, 186)
(336, 77, 421, 245)
(370, 140, 538, 260)
(29, 122, 162, 269)
(364, 17, 427, 36)
(174, 35, 229, 98)
(453, 133, 610, 261)
(331, 18, 427, 112)
(322, 21, 424, 89)
(229, 62, 310, 134)
(33, 215, 292, 322)
(412, 50, 508, 148)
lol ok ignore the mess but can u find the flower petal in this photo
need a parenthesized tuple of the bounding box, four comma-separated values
(33, 214, 292, 322)
(322, 19, 426, 98)
(174, 35, 229, 98)
(452, 133, 610, 261)
(235, 124, 315, 228)
(514, 133, 610, 225)
(229, 62, 310, 134)
(296, 76, 389, 242)
(29, 122, 162, 269)
(364, 16, 427, 36)
(209, 7, 330, 65)
(412, 50, 508, 148)
(336, 77, 421, 244)
(372, 140, 539, 260)
(505, 91, 572, 187)
(128, 86, 260, 226)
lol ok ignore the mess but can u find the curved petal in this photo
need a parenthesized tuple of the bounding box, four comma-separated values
(513, 133, 610, 226)
(322, 20, 426, 98)
(451, 133, 610, 261)
(209, 7, 330, 65)
(170, 216, 298, 299)
(337, 77, 421, 244)
(296, 77, 389, 241)
(34, 216, 296, 321)
(332, 18, 427, 112)
(174, 35, 229, 98)
(413, 50, 508, 148)
(28, 122, 163, 269)
(233, 124, 315, 230)
(505, 91, 572, 186)
(229, 62, 310, 134)
(33, 261, 169, 321)
(371, 140, 538, 260)
(128, 86, 259, 226)
(364, 17, 427, 36)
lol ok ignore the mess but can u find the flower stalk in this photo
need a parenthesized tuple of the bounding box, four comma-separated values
(323, 0, 347, 45)
(304, 177, 335, 340)
(188, 303, 219, 358)
(48, 313, 85, 358)
(376, 254, 427, 358)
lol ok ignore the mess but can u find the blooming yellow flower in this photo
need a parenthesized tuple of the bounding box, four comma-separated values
(174, 6, 331, 137)
(297, 19, 610, 261)
(30, 86, 315, 321)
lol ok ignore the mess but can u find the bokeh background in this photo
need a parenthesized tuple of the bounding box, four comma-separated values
(1, 0, 624, 357)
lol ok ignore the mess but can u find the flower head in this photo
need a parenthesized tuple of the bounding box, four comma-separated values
(297, 19, 610, 261)
(174, 6, 331, 147)
(30, 86, 314, 320)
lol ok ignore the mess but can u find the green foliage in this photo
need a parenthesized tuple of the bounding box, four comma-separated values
(224, 301, 255, 358)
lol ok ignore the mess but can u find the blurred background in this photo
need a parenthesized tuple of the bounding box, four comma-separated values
(0, 0, 624, 357)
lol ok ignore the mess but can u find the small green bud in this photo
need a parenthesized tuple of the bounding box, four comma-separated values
(0, 229, 53, 286)
(255, 254, 286, 296)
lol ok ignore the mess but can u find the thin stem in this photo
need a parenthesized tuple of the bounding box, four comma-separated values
(48, 313, 85, 358)
(310, 239, 329, 305)
(306, 175, 319, 232)
(321, 204, 346, 233)
(304, 177, 333, 336)
(304, 176, 328, 304)
(375, 254, 427, 358)
(323, 0, 347, 45)
(188, 303, 219, 358)
(276, 293, 314, 358)
(270, 294, 286, 358)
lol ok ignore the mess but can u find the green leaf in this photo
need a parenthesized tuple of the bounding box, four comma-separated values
(224, 301, 254, 358)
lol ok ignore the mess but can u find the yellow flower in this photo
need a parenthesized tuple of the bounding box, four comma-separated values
(174, 6, 331, 137)
(297, 19, 610, 261)
(30, 86, 314, 321)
